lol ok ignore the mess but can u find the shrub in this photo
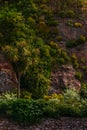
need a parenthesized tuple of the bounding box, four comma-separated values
(63, 88, 80, 105)
(58, 57, 65, 64)
(49, 27, 59, 35)
(47, 19, 58, 26)
(76, 35, 86, 44)
(24, 69, 50, 99)
(57, 104, 81, 117)
(10, 99, 44, 124)
(0, 100, 13, 117)
(61, 51, 71, 62)
(80, 99, 87, 117)
(48, 41, 58, 49)
(79, 83, 87, 99)
(66, 36, 86, 48)
(74, 22, 83, 28)
(59, 11, 66, 18)
(66, 10, 75, 18)
(43, 99, 60, 118)
(43, 99, 81, 118)
(71, 53, 79, 68)
(27, 17, 36, 28)
(80, 58, 85, 64)
(59, 10, 75, 18)
(21, 91, 32, 99)
(66, 40, 77, 48)
(81, 66, 87, 71)
(37, 21, 49, 37)
(66, 20, 73, 27)
(44, 94, 63, 101)
(0, 100, 9, 116)
(0, 92, 17, 100)
(40, 4, 48, 9)
(56, 36, 62, 41)
(0, 98, 86, 123)
(75, 72, 82, 80)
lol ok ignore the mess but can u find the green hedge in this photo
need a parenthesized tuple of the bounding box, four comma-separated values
(0, 99, 87, 124)
(10, 99, 44, 124)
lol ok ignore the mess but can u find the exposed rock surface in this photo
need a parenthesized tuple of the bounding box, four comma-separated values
(0, 118, 87, 130)
(70, 42, 87, 65)
(49, 15, 87, 94)
(50, 65, 81, 94)
(57, 18, 87, 41)
(0, 53, 18, 92)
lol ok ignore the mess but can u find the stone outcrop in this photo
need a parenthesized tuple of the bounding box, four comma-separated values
(50, 65, 81, 94)
(0, 53, 18, 92)
(57, 18, 87, 41)
(70, 42, 87, 83)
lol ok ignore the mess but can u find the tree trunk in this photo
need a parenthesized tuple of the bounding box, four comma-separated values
(17, 73, 21, 98)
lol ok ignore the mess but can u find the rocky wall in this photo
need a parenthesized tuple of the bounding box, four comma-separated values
(0, 53, 18, 92)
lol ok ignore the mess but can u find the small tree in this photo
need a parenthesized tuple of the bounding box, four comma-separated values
(21, 40, 51, 99)
(2, 42, 30, 98)
(0, 9, 31, 98)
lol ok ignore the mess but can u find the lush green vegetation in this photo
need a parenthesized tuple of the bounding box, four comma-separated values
(0, 0, 72, 98)
(0, 89, 87, 124)
(0, 0, 87, 124)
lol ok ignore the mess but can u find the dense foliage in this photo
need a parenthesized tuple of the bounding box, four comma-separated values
(0, 0, 87, 124)
(0, 89, 87, 124)
(0, 0, 74, 98)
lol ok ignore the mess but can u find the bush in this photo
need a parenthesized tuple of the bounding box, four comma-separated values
(44, 94, 63, 101)
(43, 99, 81, 118)
(75, 72, 82, 80)
(56, 36, 62, 41)
(10, 99, 44, 124)
(59, 10, 75, 18)
(21, 91, 32, 99)
(66, 20, 73, 26)
(0, 98, 86, 123)
(66, 36, 86, 48)
(27, 17, 36, 28)
(43, 99, 60, 118)
(59, 11, 66, 18)
(58, 57, 65, 64)
(0, 99, 46, 124)
(47, 19, 58, 26)
(0, 100, 12, 117)
(79, 83, 87, 99)
(48, 41, 58, 49)
(76, 35, 86, 44)
(66, 10, 75, 18)
(80, 99, 87, 117)
(0, 92, 17, 100)
(57, 104, 81, 117)
(37, 21, 50, 37)
(25, 70, 50, 99)
(0, 100, 8, 116)
(66, 40, 77, 48)
(74, 22, 83, 28)
(63, 88, 80, 105)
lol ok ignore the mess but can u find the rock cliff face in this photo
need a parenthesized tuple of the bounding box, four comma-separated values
(49, 15, 87, 94)
(0, 53, 18, 92)
(57, 18, 87, 41)
(50, 65, 81, 94)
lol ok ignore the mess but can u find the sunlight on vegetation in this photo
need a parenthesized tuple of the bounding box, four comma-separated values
(0, 0, 87, 124)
